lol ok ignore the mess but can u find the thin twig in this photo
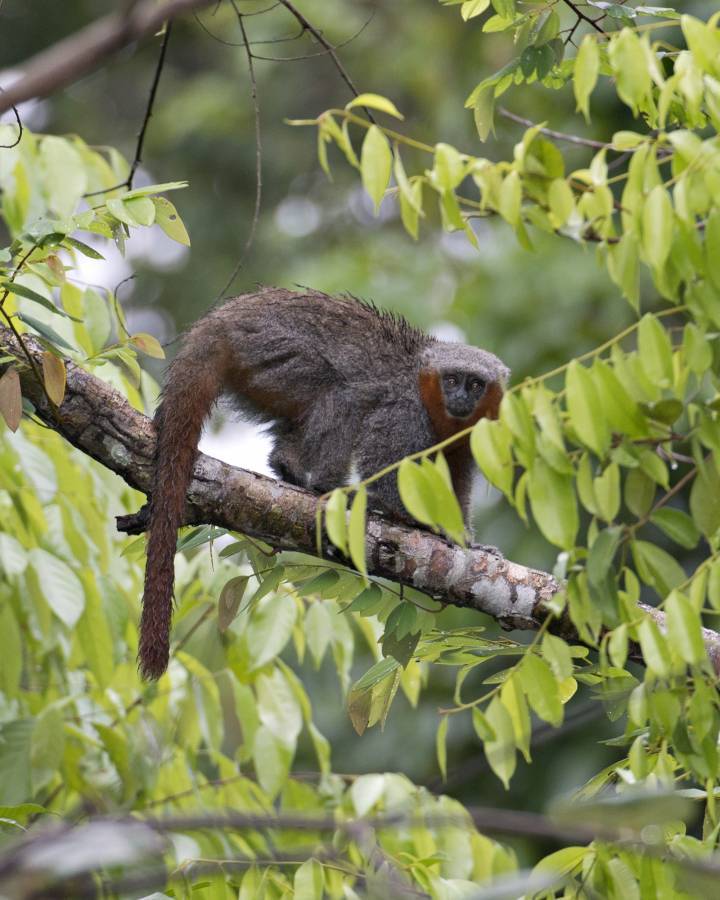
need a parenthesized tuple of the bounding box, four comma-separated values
(562, 0, 606, 34)
(277, 0, 375, 123)
(0, 90, 23, 148)
(498, 106, 610, 150)
(215, 2, 263, 301)
(85, 22, 173, 197)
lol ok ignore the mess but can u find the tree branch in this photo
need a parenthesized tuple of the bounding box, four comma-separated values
(0, 0, 215, 116)
(2, 310, 719, 673)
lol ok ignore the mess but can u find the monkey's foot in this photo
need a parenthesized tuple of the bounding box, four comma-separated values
(470, 542, 503, 558)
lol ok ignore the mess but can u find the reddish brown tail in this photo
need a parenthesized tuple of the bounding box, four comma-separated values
(138, 359, 225, 679)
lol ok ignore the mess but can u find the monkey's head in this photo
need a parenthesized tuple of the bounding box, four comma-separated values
(418, 343, 509, 439)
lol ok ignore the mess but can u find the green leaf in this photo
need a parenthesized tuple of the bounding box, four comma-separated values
(340, 583, 383, 616)
(106, 197, 139, 227)
(537, 9, 560, 43)
(683, 323, 713, 374)
(348, 486, 368, 579)
(625, 468, 655, 518)
(325, 488, 349, 555)
(542, 634, 573, 680)
(491, 0, 515, 18)
(472, 83, 496, 142)
(533, 846, 587, 878)
(592, 359, 648, 437)
(218, 576, 249, 632)
(594, 462, 620, 523)
(124, 180, 188, 198)
(587, 527, 621, 588)
(0, 368, 22, 432)
(500, 674, 531, 762)
(608, 624, 628, 669)
(608, 28, 652, 113)
(399, 177, 423, 239)
(394, 150, 422, 214)
(527, 458, 578, 550)
(642, 187, 674, 270)
(566, 360, 610, 456)
(153, 197, 191, 245)
(422, 457, 466, 542)
(681, 15, 720, 72)
(18, 312, 77, 353)
(666, 591, 705, 666)
(305, 602, 333, 667)
(6, 282, 79, 320)
(483, 696, 517, 789)
(39, 136, 87, 218)
(461, 0, 491, 20)
(632, 540, 686, 597)
(547, 178, 575, 228)
(246, 593, 297, 670)
(294, 858, 324, 900)
(360, 125, 392, 212)
(346, 93, 404, 119)
(637, 617, 671, 677)
(472, 707, 496, 741)
(520, 653, 563, 726)
(42, 350, 67, 406)
(350, 774, 386, 818)
(130, 332, 165, 359)
(75, 572, 114, 689)
(650, 508, 700, 549)
(689, 461, 720, 538)
(398, 458, 437, 527)
(253, 726, 293, 800)
(0, 603, 22, 697)
(573, 36, 599, 121)
(124, 196, 156, 226)
(295, 570, 339, 598)
(0, 720, 33, 805)
(498, 171, 521, 226)
(471, 418, 514, 496)
(436, 716, 449, 780)
(348, 658, 401, 735)
(29, 548, 85, 627)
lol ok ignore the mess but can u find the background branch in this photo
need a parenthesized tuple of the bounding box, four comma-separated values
(0, 0, 215, 116)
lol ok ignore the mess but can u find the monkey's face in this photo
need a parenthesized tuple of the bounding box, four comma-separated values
(440, 371, 487, 419)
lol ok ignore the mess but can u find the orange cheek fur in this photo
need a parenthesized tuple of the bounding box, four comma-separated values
(419, 370, 503, 442)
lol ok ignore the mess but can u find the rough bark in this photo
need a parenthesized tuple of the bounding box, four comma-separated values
(2, 320, 720, 672)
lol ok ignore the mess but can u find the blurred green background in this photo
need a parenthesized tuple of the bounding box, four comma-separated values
(3, 0, 681, 852)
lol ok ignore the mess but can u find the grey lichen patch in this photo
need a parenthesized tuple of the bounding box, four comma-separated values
(412, 562, 430, 586)
(470, 576, 511, 617)
(445, 547, 468, 587)
(514, 584, 537, 619)
(106, 437, 131, 466)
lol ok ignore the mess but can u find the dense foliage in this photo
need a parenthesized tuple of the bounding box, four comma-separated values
(1, 1, 720, 897)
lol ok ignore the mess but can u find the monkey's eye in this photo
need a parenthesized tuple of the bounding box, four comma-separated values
(469, 378, 486, 394)
(443, 374, 459, 388)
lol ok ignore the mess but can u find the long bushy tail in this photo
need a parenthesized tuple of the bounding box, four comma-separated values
(138, 345, 226, 679)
